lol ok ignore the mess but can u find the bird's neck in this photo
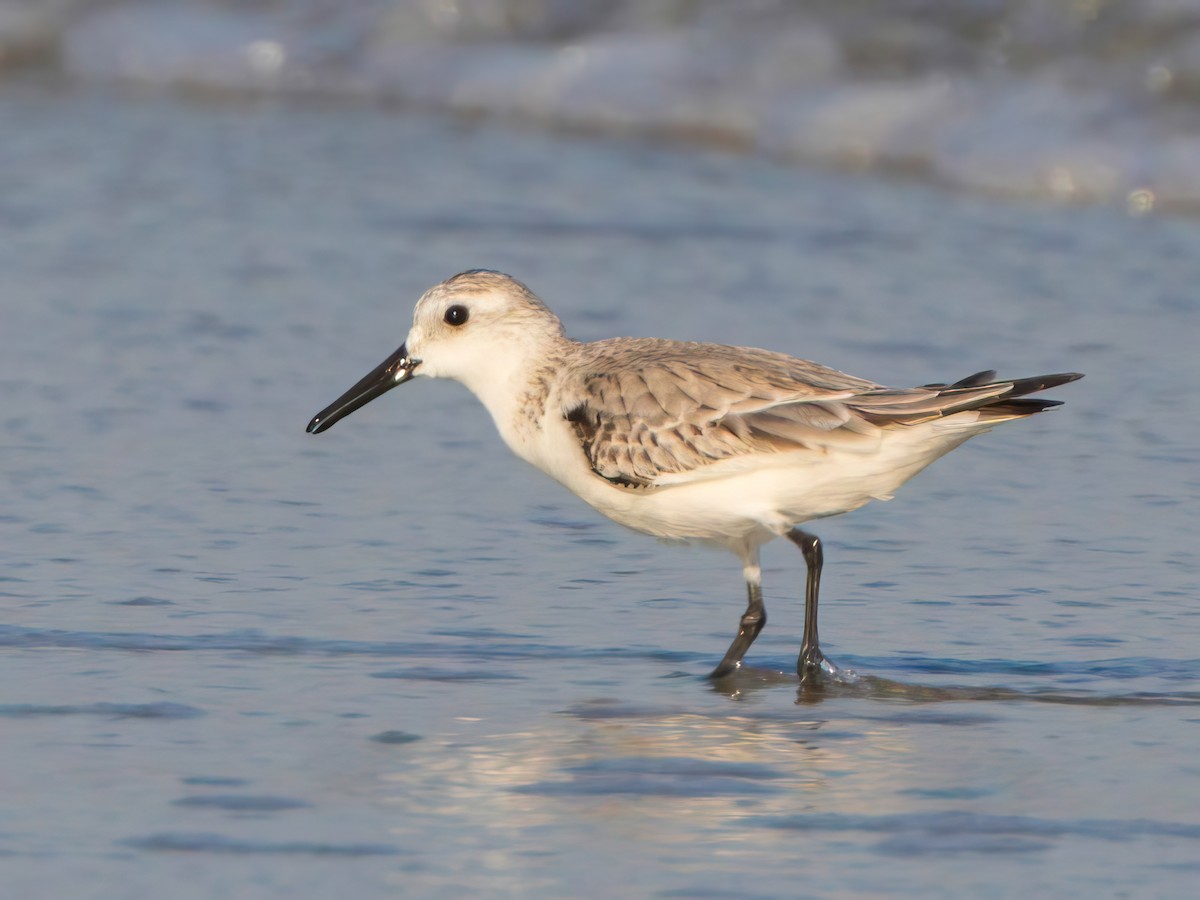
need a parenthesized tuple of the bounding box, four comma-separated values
(460, 333, 576, 456)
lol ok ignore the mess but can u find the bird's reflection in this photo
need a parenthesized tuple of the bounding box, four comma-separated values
(708, 664, 1200, 707)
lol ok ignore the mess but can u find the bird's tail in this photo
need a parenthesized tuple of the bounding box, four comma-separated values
(940, 370, 1084, 422)
(852, 371, 1084, 426)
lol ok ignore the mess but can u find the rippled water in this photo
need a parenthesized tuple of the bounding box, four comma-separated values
(6, 1, 1200, 209)
(1, 83, 1198, 897)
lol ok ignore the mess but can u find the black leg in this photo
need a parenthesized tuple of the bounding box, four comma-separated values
(709, 579, 766, 679)
(787, 528, 827, 680)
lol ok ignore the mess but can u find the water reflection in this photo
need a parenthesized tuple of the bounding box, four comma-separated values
(366, 679, 1200, 887)
(708, 665, 1200, 708)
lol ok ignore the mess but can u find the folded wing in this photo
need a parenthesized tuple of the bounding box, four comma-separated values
(558, 340, 1081, 489)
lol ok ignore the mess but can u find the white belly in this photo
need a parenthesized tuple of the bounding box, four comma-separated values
(508, 405, 990, 552)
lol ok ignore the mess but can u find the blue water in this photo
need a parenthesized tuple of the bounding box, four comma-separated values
(1, 82, 1198, 897)
(7, 0, 1200, 210)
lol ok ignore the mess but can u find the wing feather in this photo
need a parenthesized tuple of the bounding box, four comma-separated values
(558, 338, 1078, 488)
(559, 339, 884, 487)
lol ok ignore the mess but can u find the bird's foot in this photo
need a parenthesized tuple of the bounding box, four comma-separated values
(798, 648, 858, 685)
(708, 659, 740, 680)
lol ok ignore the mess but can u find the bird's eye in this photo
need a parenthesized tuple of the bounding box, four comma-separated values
(444, 305, 470, 327)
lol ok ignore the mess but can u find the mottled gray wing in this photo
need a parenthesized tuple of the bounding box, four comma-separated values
(559, 342, 1027, 488)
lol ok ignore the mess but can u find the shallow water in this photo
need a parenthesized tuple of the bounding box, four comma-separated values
(1, 83, 1198, 897)
(8, 0, 1200, 209)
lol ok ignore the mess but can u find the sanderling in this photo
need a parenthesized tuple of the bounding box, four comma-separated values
(307, 270, 1082, 682)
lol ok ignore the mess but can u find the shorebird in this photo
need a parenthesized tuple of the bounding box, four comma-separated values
(307, 270, 1081, 682)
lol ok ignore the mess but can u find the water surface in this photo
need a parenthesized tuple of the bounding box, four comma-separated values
(1, 84, 1198, 897)
(8, 0, 1200, 208)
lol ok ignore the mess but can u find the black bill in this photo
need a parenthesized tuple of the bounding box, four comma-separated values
(306, 343, 417, 434)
